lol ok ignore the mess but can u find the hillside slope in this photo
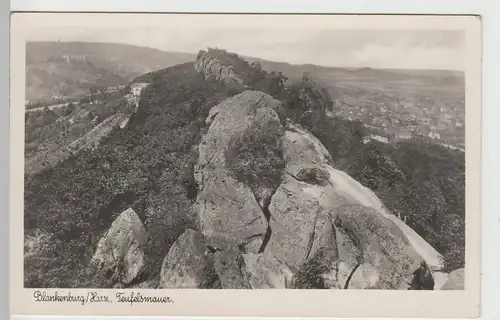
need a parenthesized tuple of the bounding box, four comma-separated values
(25, 41, 196, 103)
(24, 48, 465, 290)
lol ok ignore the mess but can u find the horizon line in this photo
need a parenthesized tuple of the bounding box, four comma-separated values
(27, 40, 466, 73)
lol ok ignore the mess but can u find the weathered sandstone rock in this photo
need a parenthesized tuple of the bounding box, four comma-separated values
(242, 253, 294, 289)
(159, 229, 219, 289)
(195, 50, 244, 88)
(91, 208, 146, 285)
(193, 90, 284, 288)
(334, 205, 434, 290)
(441, 268, 465, 290)
(266, 175, 338, 270)
(269, 123, 439, 289)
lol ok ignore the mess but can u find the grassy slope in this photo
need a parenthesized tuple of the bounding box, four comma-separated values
(24, 89, 132, 175)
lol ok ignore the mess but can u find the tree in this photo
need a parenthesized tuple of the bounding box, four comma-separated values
(268, 71, 288, 98)
(64, 102, 76, 116)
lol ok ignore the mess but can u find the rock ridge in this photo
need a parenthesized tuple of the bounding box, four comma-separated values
(90, 59, 451, 290)
(195, 49, 244, 89)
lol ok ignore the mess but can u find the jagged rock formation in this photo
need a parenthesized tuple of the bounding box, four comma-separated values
(91, 208, 147, 285)
(159, 62, 443, 289)
(193, 90, 283, 288)
(195, 49, 244, 88)
(267, 123, 439, 289)
(300, 73, 334, 112)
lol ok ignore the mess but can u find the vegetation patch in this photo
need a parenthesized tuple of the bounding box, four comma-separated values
(201, 48, 289, 99)
(290, 251, 333, 289)
(24, 63, 234, 287)
(225, 119, 285, 208)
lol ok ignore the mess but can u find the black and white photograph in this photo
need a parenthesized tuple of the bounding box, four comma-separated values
(21, 18, 470, 291)
(10, 12, 482, 319)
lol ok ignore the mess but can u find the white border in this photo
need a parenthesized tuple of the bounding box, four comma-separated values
(10, 0, 482, 14)
(8, 1, 500, 320)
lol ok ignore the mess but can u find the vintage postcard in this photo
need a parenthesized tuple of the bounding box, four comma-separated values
(10, 13, 481, 318)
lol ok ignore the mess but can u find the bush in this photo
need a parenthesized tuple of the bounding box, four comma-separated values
(225, 119, 285, 207)
(345, 138, 465, 271)
(290, 251, 331, 289)
(64, 103, 76, 116)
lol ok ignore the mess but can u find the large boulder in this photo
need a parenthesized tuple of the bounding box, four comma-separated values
(242, 253, 294, 289)
(196, 90, 283, 177)
(268, 125, 438, 290)
(91, 208, 147, 285)
(282, 125, 332, 168)
(266, 175, 338, 270)
(212, 247, 250, 289)
(334, 205, 434, 290)
(158, 229, 220, 289)
(193, 90, 284, 288)
(441, 268, 465, 290)
(196, 177, 267, 254)
(195, 91, 277, 253)
(432, 271, 450, 290)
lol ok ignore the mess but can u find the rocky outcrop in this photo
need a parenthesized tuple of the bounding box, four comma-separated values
(193, 90, 284, 288)
(25, 82, 148, 177)
(159, 229, 219, 289)
(441, 268, 465, 290)
(195, 50, 244, 88)
(263, 124, 437, 289)
(162, 69, 444, 290)
(266, 174, 339, 271)
(125, 82, 149, 113)
(297, 73, 334, 117)
(334, 205, 433, 289)
(91, 208, 146, 285)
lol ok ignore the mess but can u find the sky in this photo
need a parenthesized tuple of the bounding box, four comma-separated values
(27, 26, 465, 71)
